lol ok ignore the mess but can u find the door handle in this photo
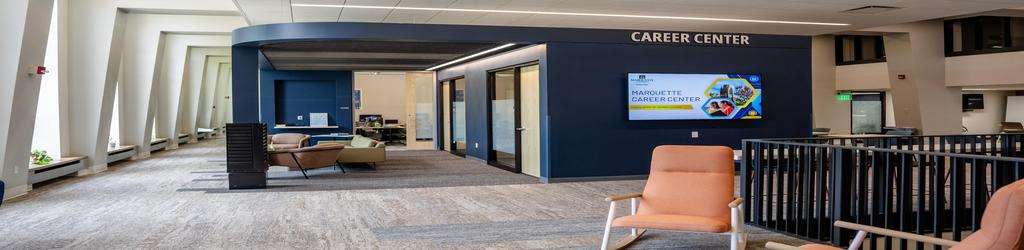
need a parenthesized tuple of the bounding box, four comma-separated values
(516, 128, 527, 131)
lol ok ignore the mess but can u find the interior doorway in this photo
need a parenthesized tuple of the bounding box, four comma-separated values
(439, 77, 467, 156)
(487, 64, 540, 177)
(352, 71, 436, 149)
(851, 92, 886, 134)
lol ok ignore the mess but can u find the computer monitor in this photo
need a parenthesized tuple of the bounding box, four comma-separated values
(358, 114, 382, 122)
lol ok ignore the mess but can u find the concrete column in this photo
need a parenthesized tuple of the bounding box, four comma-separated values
(0, 0, 55, 199)
(180, 47, 230, 142)
(211, 63, 232, 129)
(811, 35, 852, 134)
(65, 0, 126, 174)
(156, 35, 230, 148)
(880, 21, 962, 135)
(197, 56, 231, 131)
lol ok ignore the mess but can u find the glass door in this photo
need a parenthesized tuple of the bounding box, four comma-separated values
(404, 72, 434, 149)
(489, 68, 519, 171)
(452, 78, 467, 156)
(439, 78, 466, 156)
(851, 92, 885, 134)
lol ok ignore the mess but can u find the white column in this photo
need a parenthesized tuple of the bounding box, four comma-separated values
(210, 63, 233, 129)
(198, 57, 231, 131)
(0, 0, 56, 199)
(156, 35, 231, 148)
(65, 0, 126, 174)
(181, 47, 230, 142)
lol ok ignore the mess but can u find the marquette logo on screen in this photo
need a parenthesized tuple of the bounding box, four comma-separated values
(630, 74, 654, 86)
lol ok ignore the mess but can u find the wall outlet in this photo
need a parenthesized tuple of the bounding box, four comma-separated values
(297, 116, 303, 121)
(691, 131, 699, 138)
(474, 143, 479, 148)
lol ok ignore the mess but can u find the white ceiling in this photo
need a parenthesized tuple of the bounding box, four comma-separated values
(233, 0, 1024, 35)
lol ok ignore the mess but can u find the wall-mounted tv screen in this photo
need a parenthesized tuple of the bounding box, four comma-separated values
(628, 73, 763, 120)
(962, 94, 984, 110)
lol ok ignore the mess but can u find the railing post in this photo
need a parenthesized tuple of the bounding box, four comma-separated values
(831, 147, 854, 246)
(741, 140, 751, 223)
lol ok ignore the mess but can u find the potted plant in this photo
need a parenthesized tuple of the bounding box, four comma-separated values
(31, 150, 53, 165)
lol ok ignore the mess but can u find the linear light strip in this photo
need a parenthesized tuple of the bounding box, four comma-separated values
(425, 43, 517, 71)
(292, 4, 849, 26)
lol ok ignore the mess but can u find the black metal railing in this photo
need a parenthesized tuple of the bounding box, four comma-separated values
(741, 134, 1024, 249)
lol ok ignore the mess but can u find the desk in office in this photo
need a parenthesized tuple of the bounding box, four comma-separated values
(356, 126, 406, 144)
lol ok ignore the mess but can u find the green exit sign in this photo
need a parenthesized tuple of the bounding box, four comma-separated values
(837, 93, 852, 101)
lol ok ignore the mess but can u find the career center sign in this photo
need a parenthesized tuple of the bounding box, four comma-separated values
(629, 31, 751, 45)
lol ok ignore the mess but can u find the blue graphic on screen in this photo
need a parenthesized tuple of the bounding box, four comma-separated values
(627, 73, 763, 120)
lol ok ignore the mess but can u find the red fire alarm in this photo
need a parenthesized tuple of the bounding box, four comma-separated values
(897, 74, 906, 80)
(36, 65, 48, 75)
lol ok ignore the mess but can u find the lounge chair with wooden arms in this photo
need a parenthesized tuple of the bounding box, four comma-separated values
(268, 143, 345, 179)
(767, 179, 1024, 250)
(601, 145, 747, 250)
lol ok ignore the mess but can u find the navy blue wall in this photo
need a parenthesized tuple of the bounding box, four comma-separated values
(544, 42, 811, 178)
(259, 69, 353, 135)
(436, 46, 546, 164)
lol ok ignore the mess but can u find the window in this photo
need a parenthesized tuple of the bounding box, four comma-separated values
(109, 83, 121, 149)
(835, 35, 886, 65)
(946, 16, 1024, 56)
(31, 2, 62, 160)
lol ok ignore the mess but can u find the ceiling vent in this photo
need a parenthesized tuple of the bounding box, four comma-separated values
(842, 6, 901, 14)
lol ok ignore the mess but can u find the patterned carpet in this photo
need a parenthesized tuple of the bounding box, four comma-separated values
(179, 150, 539, 193)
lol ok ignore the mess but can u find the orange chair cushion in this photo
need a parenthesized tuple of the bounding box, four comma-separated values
(797, 244, 841, 250)
(953, 180, 1024, 250)
(637, 146, 734, 226)
(612, 214, 730, 233)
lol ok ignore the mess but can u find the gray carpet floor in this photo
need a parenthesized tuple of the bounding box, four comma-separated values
(0, 136, 813, 249)
(179, 150, 539, 193)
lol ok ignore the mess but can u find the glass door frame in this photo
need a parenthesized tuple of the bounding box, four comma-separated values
(438, 76, 466, 157)
(850, 91, 887, 134)
(485, 63, 537, 173)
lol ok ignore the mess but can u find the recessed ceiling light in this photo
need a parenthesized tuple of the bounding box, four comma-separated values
(293, 4, 850, 26)
(426, 43, 516, 71)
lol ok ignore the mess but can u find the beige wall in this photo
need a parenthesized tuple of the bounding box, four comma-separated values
(836, 62, 890, 91)
(810, 35, 851, 134)
(354, 72, 408, 124)
(947, 51, 1024, 87)
(962, 91, 1010, 134)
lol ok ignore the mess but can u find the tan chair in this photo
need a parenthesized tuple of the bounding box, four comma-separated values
(767, 179, 1024, 250)
(319, 135, 386, 167)
(268, 143, 344, 179)
(601, 145, 746, 250)
(267, 133, 309, 150)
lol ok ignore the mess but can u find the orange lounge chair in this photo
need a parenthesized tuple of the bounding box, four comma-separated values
(601, 145, 747, 250)
(767, 179, 1024, 250)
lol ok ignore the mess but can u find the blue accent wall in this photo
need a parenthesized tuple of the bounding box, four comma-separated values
(232, 22, 811, 180)
(231, 47, 260, 123)
(543, 42, 811, 178)
(259, 69, 353, 135)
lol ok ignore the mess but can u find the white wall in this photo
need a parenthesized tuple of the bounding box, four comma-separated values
(155, 34, 232, 147)
(197, 56, 230, 130)
(354, 72, 409, 124)
(962, 91, 1010, 134)
(180, 47, 229, 141)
